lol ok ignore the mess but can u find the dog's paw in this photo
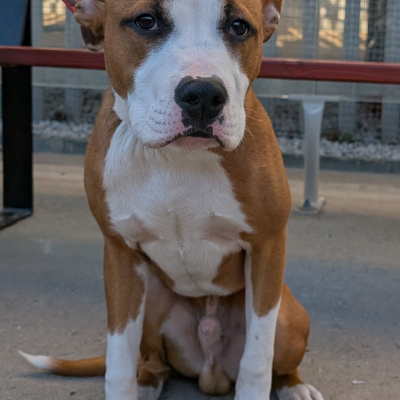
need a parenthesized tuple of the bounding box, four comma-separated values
(276, 383, 324, 400)
(138, 383, 163, 400)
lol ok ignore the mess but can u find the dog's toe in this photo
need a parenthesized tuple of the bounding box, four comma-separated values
(276, 383, 324, 400)
(138, 383, 163, 400)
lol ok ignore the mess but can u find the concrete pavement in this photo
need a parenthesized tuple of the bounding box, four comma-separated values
(1, 154, 399, 400)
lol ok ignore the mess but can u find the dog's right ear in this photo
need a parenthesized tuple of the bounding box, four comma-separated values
(263, 0, 282, 42)
(74, 0, 105, 51)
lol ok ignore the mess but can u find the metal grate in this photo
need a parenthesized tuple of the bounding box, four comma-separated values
(260, 0, 400, 141)
(269, 0, 387, 62)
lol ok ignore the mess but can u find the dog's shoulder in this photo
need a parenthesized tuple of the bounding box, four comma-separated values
(84, 88, 121, 233)
(218, 90, 292, 236)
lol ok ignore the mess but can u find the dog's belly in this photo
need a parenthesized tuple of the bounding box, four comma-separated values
(103, 123, 252, 297)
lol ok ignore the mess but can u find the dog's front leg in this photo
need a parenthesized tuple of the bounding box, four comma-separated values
(235, 232, 287, 400)
(103, 235, 147, 400)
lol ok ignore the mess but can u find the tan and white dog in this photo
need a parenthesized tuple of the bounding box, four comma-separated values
(20, 1, 324, 399)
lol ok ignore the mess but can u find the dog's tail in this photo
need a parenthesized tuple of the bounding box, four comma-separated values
(19, 350, 106, 377)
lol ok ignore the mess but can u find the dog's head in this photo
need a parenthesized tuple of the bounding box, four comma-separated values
(75, 0, 281, 151)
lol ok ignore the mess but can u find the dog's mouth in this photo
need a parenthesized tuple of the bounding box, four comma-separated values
(166, 127, 224, 149)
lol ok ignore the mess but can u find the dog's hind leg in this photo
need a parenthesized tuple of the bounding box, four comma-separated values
(272, 285, 324, 400)
(137, 351, 169, 400)
(136, 327, 171, 400)
(136, 270, 176, 400)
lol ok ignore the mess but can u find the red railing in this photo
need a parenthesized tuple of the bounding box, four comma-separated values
(1, 45, 400, 85)
(0, 46, 105, 70)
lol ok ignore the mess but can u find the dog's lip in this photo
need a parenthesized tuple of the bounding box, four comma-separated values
(166, 130, 224, 148)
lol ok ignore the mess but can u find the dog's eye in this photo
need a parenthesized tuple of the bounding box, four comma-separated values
(229, 19, 250, 36)
(135, 14, 157, 30)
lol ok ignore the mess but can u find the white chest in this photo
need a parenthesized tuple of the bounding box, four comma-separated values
(103, 123, 252, 297)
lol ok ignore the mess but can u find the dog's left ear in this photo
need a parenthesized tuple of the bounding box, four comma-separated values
(262, 0, 282, 42)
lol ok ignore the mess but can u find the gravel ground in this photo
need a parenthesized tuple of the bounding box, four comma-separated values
(278, 137, 400, 162)
(1, 119, 400, 162)
(32, 121, 94, 141)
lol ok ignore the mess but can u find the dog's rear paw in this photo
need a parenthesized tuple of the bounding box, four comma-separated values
(138, 383, 163, 400)
(276, 383, 324, 400)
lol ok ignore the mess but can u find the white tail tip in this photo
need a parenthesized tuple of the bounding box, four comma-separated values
(19, 350, 54, 370)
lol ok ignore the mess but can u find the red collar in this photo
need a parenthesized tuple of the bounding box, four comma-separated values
(61, 0, 76, 13)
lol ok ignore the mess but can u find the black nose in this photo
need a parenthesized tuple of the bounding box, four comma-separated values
(175, 77, 228, 126)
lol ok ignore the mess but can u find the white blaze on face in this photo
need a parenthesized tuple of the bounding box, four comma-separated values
(114, 0, 249, 151)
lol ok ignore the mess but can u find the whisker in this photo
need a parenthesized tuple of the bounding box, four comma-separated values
(245, 115, 263, 123)
(245, 125, 254, 139)
(244, 107, 260, 114)
(244, 109, 263, 123)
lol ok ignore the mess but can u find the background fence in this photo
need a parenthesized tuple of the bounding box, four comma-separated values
(256, 0, 400, 142)
(1, 0, 400, 142)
